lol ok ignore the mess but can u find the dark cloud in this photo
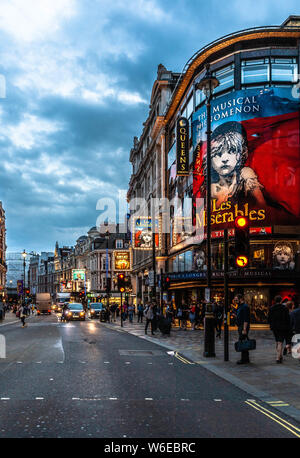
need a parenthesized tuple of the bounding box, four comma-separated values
(0, 0, 298, 252)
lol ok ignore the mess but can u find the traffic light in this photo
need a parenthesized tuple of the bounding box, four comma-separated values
(161, 275, 170, 291)
(117, 273, 126, 292)
(234, 216, 250, 268)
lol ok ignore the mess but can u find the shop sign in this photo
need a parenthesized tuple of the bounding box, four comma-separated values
(176, 117, 189, 176)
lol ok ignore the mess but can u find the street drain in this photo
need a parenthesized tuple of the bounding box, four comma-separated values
(119, 350, 163, 356)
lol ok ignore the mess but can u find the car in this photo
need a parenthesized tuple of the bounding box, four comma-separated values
(89, 303, 104, 319)
(64, 303, 86, 321)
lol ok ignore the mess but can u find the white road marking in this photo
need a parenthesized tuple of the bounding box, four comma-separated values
(72, 397, 80, 400)
(125, 362, 131, 364)
(145, 398, 153, 401)
(181, 399, 190, 401)
(17, 361, 22, 364)
(109, 398, 118, 400)
(104, 361, 110, 364)
(1, 398, 10, 400)
(35, 397, 44, 400)
(214, 399, 222, 402)
(36, 362, 42, 364)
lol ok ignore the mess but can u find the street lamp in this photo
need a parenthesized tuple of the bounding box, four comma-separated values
(22, 249, 27, 303)
(105, 230, 110, 310)
(196, 64, 219, 358)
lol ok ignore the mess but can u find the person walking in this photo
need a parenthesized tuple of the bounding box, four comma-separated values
(165, 303, 173, 323)
(189, 304, 196, 330)
(290, 303, 300, 335)
(268, 295, 291, 363)
(234, 294, 251, 364)
(20, 303, 27, 328)
(137, 303, 144, 323)
(214, 302, 224, 338)
(176, 306, 182, 328)
(144, 303, 154, 335)
(128, 304, 134, 323)
(181, 303, 189, 330)
(283, 301, 294, 355)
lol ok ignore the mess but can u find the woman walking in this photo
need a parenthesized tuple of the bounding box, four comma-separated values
(20, 303, 27, 328)
(268, 296, 291, 363)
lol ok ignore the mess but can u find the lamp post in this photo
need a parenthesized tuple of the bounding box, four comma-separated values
(105, 230, 110, 311)
(196, 64, 219, 357)
(22, 249, 27, 303)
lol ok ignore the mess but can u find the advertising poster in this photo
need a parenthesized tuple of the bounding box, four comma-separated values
(113, 251, 131, 271)
(192, 87, 300, 230)
(133, 217, 160, 250)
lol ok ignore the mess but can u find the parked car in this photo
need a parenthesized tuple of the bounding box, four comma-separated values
(65, 303, 86, 321)
(89, 303, 104, 319)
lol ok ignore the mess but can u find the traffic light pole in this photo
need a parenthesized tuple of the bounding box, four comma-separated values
(120, 291, 123, 327)
(203, 93, 215, 358)
(224, 228, 229, 362)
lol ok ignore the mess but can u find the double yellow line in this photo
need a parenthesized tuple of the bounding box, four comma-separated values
(245, 400, 300, 438)
(174, 352, 195, 365)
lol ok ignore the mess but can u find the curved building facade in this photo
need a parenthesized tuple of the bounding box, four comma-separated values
(128, 16, 300, 322)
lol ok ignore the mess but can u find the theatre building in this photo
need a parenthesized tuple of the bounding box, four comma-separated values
(128, 16, 300, 323)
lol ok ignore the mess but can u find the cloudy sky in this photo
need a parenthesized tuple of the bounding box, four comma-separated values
(1, 0, 299, 253)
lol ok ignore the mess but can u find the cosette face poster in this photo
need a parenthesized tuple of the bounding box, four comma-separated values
(192, 87, 300, 230)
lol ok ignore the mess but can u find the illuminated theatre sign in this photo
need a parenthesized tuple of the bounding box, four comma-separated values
(176, 117, 189, 176)
(192, 87, 300, 230)
(113, 251, 131, 272)
(133, 217, 160, 250)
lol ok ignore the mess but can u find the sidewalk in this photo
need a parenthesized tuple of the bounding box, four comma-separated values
(0, 311, 35, 327)
(103, 316, 300, 423)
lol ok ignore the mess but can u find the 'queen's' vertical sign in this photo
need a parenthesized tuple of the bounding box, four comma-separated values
(176, 117, 189, 176)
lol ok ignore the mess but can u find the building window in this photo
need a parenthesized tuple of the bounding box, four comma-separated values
(116, 239, 123, 249)
(213, 64, 235, 94)
(271, 58, 297, 82)
(241, 59, 270, 85)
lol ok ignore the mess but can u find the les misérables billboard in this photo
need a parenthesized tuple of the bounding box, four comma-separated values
(192, 87, 300, 230)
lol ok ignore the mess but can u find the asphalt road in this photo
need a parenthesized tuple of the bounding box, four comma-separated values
(0, 313, 299, 438)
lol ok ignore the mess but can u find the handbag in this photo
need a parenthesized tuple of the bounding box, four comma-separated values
(234, 337, 256, 352)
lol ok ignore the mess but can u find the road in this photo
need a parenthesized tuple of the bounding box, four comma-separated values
(0, 313, 299, 438)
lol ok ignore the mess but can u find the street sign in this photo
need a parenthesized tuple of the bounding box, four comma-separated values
(205, 288, 210, 302)
(148, 270, 155, 287)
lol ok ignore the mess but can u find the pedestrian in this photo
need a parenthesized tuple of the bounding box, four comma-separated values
(189, 304, 196, 330)
(20, 303, 27, 328)
(165, 303, 173, 323)
(181, 303, 189, 330)
(144, 303, 154, 335)
(283, 301, 294, 355)
(122, 302, 127, 321)
(234, 294, 251, 364)
(268, 295, 292, 363)
(137, 303, 144, 323)
(290, 303, 300, 335)
(128, 304, 134, 323)
(0, 300, 4, 320)
(176, 306, 183, 328)
(194, 303, 201, 330)
(214, 302, 224, 338)
(110, 303, 117, 322)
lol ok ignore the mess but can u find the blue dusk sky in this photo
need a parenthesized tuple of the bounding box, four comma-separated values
(0, 0, 299, 252)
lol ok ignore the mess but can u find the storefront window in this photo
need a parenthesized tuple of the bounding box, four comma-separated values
(241, 59, 270, 84)
(271, 58, 297, 82)
(185, 251, 193, 271)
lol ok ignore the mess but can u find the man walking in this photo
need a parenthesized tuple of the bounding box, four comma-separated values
(144, 303, 154, 335)
(137, 303, 144, 323)
(234, 294, 250, 364)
